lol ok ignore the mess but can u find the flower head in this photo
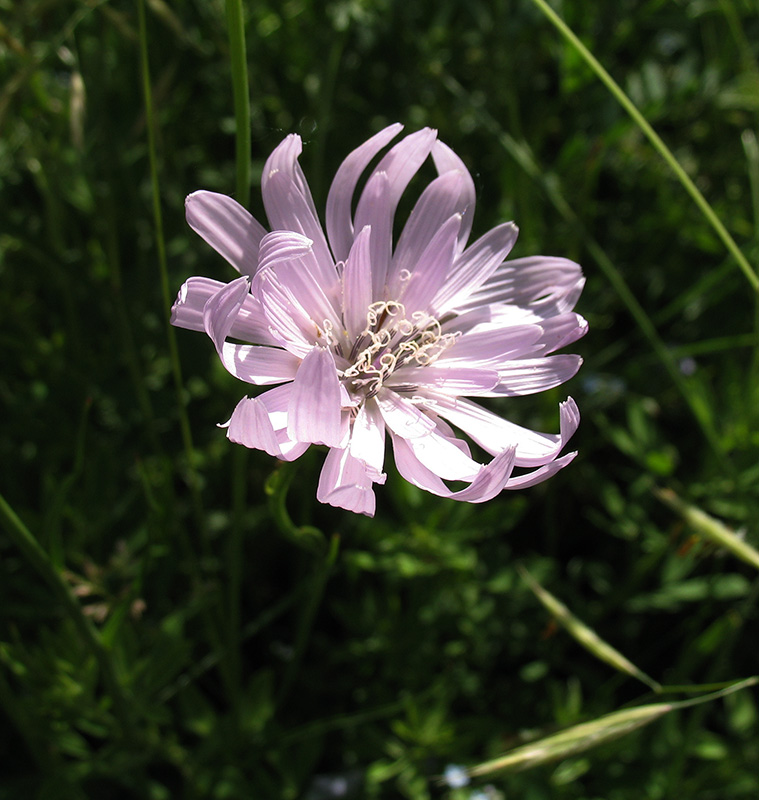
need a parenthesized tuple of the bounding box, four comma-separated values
(172, 125, 587, 516)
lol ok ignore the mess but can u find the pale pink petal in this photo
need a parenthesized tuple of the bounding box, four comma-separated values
(262, 135, 334, 269)
(457, 256, 585, 316)
(222, 395, 282, 456)
(354, 129, 438, 298)
(185, 191, 267, 277)
(486, 355, 583, 396)
(432, 222, 519, 313)
(391, 435, 517, 502)
(255, 270, 322, 357)
(316, 446, 385, 517)
(203, 276, 251, 354)
(504, 451, 577, 489)
(533, 313, 589, 354)
(353, 172, 393, 301)
(257, 225, 339, 295)
(388, 170, 469, 293)
(256, 232, 342, 337)
(218, 343, 300, 384)
(437, 324, 544, 365)
(359, 128, 438, 214)
(430, 139, 476, 252)
(349, 398, 385, 473)
(386, 364, 499, 395)
(342, 226, 374, 340)
(427, 394, 580, 467)
(396, 424, 481, 481)
(255, 383, 313, 461)
(326, 123, 404, 262)
(375, 389, 436, 439)
(288, 347, 342, 446)
(398, 213, 462, 315)
(171, 277, 226, 332)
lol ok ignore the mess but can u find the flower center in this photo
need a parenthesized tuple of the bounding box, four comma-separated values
(341, 301, 459, 398)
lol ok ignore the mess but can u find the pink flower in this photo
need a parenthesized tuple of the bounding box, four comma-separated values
(172, 125, 587, 516)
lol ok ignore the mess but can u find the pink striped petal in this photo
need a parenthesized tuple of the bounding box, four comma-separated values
(172, 277, 226, 332)
(398, 213, 462, 315)
(534, 313, 589, 354)
(349, 397, 386, 473)
(396, 425, 481, 481)
(326, 123, 404, 262)
(185, 191, 267, 277)
(487, 355, 583, 396)
(376, 389, 436, 439)
(386, 365, 499, 395)
(218, 344, 300, 384)
(504, 451, 577, 489)
(203, 276, 251, 354)
(430, 139, 476, 252)
(353, 172, 393, 301)
(457, 256, 585, 316)
(222, 396, 282, 456)
(287, 347, 343, 446)
(433, 222, 519, 312)
(428, 394, 580, 467)
(392, 435, 517, 502)
(316, 446, 385, 517)
(388, 170, 469, 294)
(342, 226, 374, 340)
(255, 270, 322, 357)
(437, 324, 544, 365)
(262, 135, 334, 270)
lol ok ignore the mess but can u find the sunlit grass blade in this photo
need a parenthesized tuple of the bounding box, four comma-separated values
(655, 488, 759, 571)
(526, 0, 759, 293)
(518, 565, 661, 692)
(465, 677, 758, 779)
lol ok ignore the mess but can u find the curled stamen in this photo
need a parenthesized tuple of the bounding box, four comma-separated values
(342, 299, 460, 396)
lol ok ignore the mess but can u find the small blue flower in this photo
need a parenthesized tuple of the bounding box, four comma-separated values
(443, 763, 470, 788)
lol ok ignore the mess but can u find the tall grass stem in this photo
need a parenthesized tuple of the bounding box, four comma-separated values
(527, 0, 759, 293)
(225, 0, 251, 207)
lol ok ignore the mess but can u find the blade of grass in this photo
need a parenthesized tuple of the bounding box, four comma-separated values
(225, 0, 251, 207)
(138, 0, 240, 706)
(137, 0, 200, 500)
(655, 487, 759, 571)
(223, 0, 251, 710)
(0, 493, 136, 737)
(464, 676, 758, 779)
(518, 565, 661, 692)
(526, 0, 759, 293)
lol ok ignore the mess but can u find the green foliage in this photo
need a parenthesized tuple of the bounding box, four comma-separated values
(1, 0, 758, 798)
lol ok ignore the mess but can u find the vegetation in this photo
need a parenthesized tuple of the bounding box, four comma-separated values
(1, 0, 758, 797)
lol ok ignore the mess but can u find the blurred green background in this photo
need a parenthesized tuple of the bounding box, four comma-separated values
(1, 0, 758, 797)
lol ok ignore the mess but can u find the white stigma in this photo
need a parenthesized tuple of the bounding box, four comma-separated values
(342, 301, 459, 398)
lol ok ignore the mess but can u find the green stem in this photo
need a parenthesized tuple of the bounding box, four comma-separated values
(526, 0, 759, 293)
(225, 0, 251, 207)
(225, 445, 249, 707)
(138, 0, 238, 707)
(276, 534, 340, 707)
(0, 493, 135, 737)
(137, 0, 200, 492)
